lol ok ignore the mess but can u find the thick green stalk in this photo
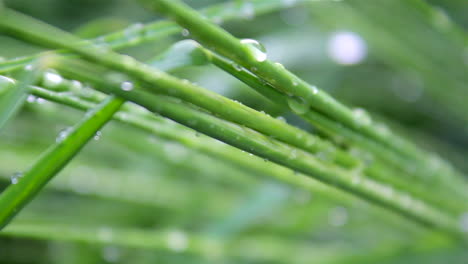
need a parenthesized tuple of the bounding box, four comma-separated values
(0, 8, 359, 170)
(139, 0, 466, 188)
(49, 60, 464, 238)
(13, 75, 463, 218)
(0, 0, 318, 73)
(0, 95, 124, 229)
(202, 48, 468, 211)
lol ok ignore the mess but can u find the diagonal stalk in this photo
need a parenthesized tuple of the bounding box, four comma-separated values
(138, 0, 467, 191)
(0, 95, 124, 229)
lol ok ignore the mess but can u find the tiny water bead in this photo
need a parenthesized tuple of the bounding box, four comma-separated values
(240, 39, 267, 62)
(43, 71, 63, 87)
(120, 81, 134, 91)
(287, 96, 309, 115)
(56, 127, 72, 143)
(231, 62, 243, 71)
(94, 131, 102, 141)
(10, 172, 23, 185)
(309, 85, 319, 95)
(274, 62, 285, 70)
(352, 108, 372, 127)
(26, 95, 37, 103)
(181, 28, 190, 37)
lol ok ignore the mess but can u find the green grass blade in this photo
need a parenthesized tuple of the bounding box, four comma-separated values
(0, 95, 124, 229)
(0, 0, 319, 73)
(139, 0, 467, 188)
(49, 60, 465, 239)
(0, 64, 39, 132)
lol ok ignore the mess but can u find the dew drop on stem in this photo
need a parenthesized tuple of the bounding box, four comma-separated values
(120, 81, 134, 91)
(26, 95, 37, 103)
(94, 131, 102, 141)
(10, 172, 23, 185)
(181, 28, 190, 37)
(287, 96, 309, 114)
(352, 108, 372, 127)
(240, 39, 267, 62)
(43, 71, 63, 87)
(56, 127, 72, 143)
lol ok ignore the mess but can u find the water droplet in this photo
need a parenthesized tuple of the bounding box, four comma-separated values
(276, 116, 286, 123)
(274, 62, 285, 69)
(94, 131, 102, 141)
(26, 95, 37, 103)
(309, 85, 318, 94)
(43, 72, 63, 87)
(24, 64, 33, 71)
(329, 206, 348, 227)
(10, 172, 23, 185)
(70, 80, 83, 92)
(181, 28, 190, 37)
(240, 39, 267, 62)
(459, 212, 468, 233)
(36, 98, 46, 104)
(124, 23, 144, 40)
(56, 127, 72, 143)
(231, 62, 243, 71)
(240, 1, 255, 20)
(120, 81, 134, 91)
(167, 230, 188, 252)
(287, 97, 309, 114)
(352, 108, 372, 127)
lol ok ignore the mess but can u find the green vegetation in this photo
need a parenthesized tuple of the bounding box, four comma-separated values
(0, 0, 467, 263)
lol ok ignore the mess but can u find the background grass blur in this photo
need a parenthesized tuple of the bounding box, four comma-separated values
(0, 0, 467, 263)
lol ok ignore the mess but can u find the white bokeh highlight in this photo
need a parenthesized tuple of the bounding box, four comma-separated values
(327, 31, 367, 65)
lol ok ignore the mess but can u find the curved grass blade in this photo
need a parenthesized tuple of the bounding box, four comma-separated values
(0, 95, 124, 229)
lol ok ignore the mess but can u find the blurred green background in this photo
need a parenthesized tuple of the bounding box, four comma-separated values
(0, 0, 467, 263)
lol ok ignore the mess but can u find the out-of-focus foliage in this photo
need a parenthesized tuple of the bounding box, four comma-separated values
(0, 0, 467, 263)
